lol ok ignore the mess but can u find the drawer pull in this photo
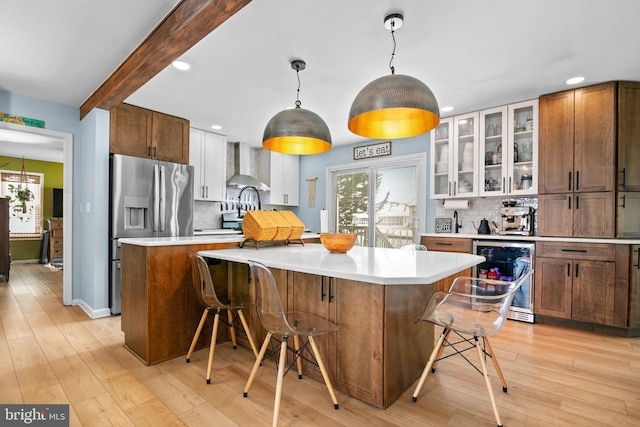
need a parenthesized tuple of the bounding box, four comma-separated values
(619, 194, 626, 209)
(635, 248, 640, 270)
(560, 249, 588, 253)
(321, 276, 326, 301)
(435, 242, 453, 246)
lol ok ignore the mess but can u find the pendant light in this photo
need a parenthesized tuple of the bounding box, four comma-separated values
(262, 59, 332, 155)
(348, 13, 440, 139)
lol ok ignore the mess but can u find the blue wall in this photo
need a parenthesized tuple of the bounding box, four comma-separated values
(1, 90, 110, 317)
(294, 134, 437, 233)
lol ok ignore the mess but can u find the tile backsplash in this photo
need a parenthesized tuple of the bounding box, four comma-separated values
(438, 197, 538, 235)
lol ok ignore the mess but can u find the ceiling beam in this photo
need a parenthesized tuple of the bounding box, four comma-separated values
(79, 0, 252, 119)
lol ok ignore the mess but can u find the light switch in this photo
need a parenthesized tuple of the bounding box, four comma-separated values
(86, 202, 91, 213)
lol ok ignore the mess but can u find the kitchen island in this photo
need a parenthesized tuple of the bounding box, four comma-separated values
(118, 233, 320, 367)
(199, 244, 483, 408)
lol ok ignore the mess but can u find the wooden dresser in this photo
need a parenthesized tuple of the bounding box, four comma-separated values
(47, 219, 63, 263)
(0, 198, 9, 281)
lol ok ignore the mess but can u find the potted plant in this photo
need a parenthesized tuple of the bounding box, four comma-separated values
(7, 183, 34, 221)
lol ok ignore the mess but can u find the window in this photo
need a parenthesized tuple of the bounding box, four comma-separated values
(327, 154, 426, 249)
(1, 170, 43, 238)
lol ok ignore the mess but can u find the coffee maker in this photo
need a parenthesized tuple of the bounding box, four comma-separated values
(499, 206, 534, 235)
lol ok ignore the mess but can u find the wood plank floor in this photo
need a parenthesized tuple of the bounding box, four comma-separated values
(1, 263, 639, 426)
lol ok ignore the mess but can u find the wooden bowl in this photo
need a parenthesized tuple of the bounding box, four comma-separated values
(320, 233, 357, 253)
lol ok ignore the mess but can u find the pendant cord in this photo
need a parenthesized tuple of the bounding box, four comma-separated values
(295, 69, 302, 108)
(389, 20, 397, 75)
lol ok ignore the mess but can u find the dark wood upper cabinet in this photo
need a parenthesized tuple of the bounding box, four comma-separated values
(538, 89, 575, 194)
(618, 82, 640, 192)
(539, 82, 616, 194)
(110, 103, 189, 164)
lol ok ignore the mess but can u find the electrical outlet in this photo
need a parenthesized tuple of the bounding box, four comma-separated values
(436, 206, 446, 217)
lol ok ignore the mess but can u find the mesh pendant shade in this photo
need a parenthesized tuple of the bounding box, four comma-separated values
(262, 107, 332, 155)
(348, 74, 440, 139)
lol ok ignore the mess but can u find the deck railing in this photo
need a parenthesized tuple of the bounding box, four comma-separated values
(337, 225, 415, 249)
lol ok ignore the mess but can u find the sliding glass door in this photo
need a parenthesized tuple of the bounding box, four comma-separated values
(328, 154, 426, 248)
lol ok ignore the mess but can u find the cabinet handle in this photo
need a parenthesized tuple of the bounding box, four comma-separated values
(620, 168, 627, 190)
(154, 147, 157, 158)
(575, 195, 579, 210)
(503, 177, 506, 194)
(453, 181, 457, 196)
(147, 146, 151, 156)
(567, 263, 571, 277)
(575, 263, 579, 278)
(205, 186, 209, 199)
(568, 171, 572, 191)
(448, 181, 451, 197)
(435, 242, 453, 246)
(321, 276, 326, 301)
(568, 195, 572, 210)
(561, 249, 588, 253)
(619, 194, 626, 209)
(508, 177, 512, 193)
(328, 277, 334, 303)
(576, 171, 580, 191)
(635, 248, 640, 269)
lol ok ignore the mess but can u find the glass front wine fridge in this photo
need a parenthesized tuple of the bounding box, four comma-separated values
(472, 240, 535, 323)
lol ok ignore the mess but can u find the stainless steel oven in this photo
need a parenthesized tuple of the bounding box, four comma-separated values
(473, 240, 535, 323)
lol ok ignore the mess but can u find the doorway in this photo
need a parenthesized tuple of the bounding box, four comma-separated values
(0, 121, 73, 305)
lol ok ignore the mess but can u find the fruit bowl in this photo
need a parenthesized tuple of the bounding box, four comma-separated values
(320, 233, 357, 253)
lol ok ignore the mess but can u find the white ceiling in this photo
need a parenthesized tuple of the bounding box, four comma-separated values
(2, 0, 640, 161)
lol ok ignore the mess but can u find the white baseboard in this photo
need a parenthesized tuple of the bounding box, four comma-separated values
(73, 299, 113, 319)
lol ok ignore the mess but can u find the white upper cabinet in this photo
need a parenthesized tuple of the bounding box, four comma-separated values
(479, 100, 538, 197)
(432, 100, 538, 200)
(430, 113, 479, 199)
(266, 152, 299, 206)
(189, 128, 227, 201)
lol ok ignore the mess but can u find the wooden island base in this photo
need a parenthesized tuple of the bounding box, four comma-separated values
(121, 241, 482, 409)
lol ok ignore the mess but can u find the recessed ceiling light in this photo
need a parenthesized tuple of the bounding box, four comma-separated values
(211, 124, 222, 130)
(172, 60, 190, 71)
(441, 106, 454, 113)
(566, 76, 585, 85)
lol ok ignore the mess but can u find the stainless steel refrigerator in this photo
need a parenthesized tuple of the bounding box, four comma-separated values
(109, 154, 194, 315)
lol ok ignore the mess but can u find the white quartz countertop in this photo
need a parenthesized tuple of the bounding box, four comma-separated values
(118, 233, 320, 247)
(198, 243, 484, 285)
(420, 233, 640, 245)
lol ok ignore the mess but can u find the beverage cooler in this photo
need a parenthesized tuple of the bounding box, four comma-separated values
(472, 240, 535, 323)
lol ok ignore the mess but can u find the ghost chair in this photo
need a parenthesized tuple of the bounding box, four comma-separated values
(244, 260, 339, 427)
(412, 270, 533, 427)
(186, 252, 259, 384)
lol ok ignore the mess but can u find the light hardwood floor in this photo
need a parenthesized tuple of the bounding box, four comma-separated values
(1, 263, 639, 426)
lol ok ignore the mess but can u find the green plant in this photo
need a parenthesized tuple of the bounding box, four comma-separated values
(7, 183, 34, 221)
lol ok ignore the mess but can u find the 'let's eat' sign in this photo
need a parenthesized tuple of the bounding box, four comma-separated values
(353, 141, 392, 160)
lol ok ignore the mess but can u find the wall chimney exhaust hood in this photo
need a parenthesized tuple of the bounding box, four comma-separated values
(226, 142, 270, 190)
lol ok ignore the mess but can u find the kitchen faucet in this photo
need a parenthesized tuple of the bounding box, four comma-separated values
(237, 185, 261, 218)
(454, 210, 462, 233)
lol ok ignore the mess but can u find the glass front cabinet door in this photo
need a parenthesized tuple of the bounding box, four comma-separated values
(479, 100, 538, 197)
(453, 112, 479, 197)
(430, 118, 453, 198)
(508, 100, 538, 196)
